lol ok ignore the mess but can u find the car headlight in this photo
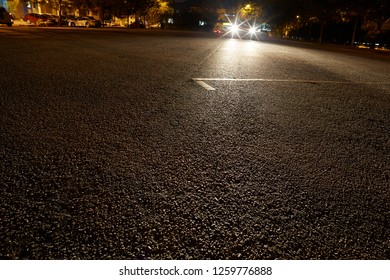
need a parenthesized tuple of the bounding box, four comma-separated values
(249, 27, 257, 34)
(231, 24, 239, 33)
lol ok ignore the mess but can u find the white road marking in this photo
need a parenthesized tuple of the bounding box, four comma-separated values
(193, 78, 390, 84)
(195, 80, 216, 91)
(192, 78, 390, 91)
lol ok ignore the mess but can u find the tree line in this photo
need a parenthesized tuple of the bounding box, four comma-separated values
(172, 0, 389, 44)
(19, 0, 173, 25)
(15, 0, 390, 43)
(262, 0, 389, 44)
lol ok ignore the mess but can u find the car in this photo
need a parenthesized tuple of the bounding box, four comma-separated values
(23, 13, 40, 24)
(213, 22, 233, 34)
(129, 21, 145, 29)
(150, 22, 161, 29)
(0, 7, 13, 26)
(23, 13, 57, 26)
(61, 15, 76, 26)
(36, 14, 58, 26)
(103, 19, 118, 27)
(68, 16, 101, 28)
(53, 15, 71, 26)
(214, 20, 270, 40)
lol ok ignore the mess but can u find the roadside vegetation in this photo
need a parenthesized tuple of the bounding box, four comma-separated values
(4, 0, 389, 46)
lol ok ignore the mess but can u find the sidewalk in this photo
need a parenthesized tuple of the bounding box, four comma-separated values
(12, 19, 29, 26)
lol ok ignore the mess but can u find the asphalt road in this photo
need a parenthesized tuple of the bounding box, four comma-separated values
(0, 27, 389, 259)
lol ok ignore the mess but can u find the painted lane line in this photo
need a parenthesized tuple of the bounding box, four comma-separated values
(192, 78, 390, 85)
(195, 80, 216, 91)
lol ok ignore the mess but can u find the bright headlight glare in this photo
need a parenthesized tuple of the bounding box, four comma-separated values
(250, 27, 256, 34)
(231, 25, 239, 33)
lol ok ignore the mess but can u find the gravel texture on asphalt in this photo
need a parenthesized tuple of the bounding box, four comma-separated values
(0, 29, 389, 259)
